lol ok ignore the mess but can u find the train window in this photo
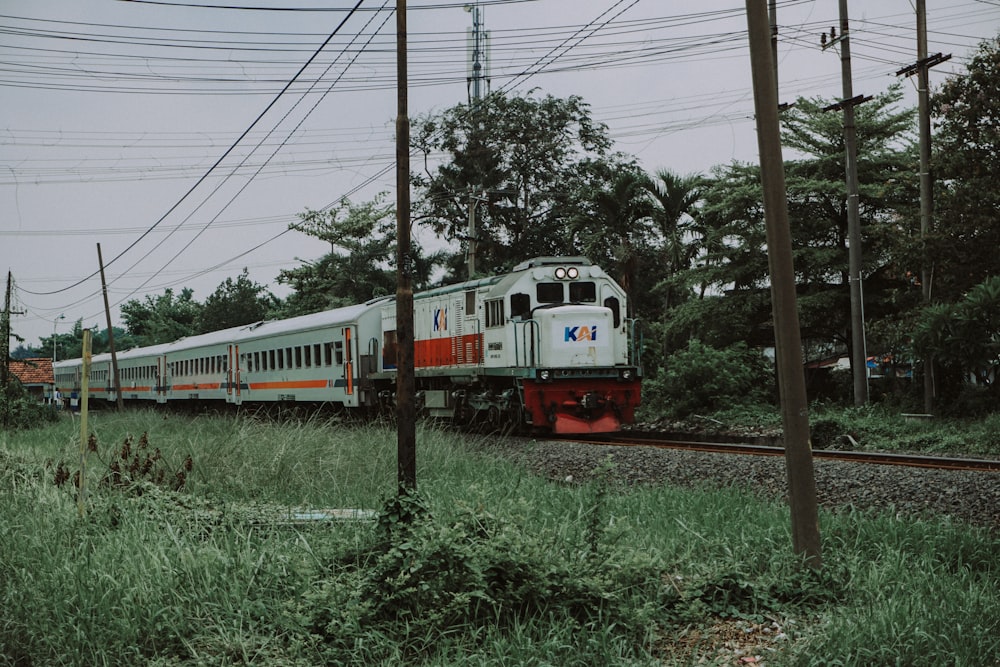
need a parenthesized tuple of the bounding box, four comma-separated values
(285, 348, 293, 369)
(604, 297, 621, 328)
(511, 293, 530, 319)
(313, 344, 321, 366)
(569, 281, 597, 303)
(269, 350, 276, 370)
(485, 299, 505, 328)
(465, 290, 476, 317)
(537, 282, 564, 303)
(383, 330, 398, 368)
(304, 346, 311, 368)
(221, 356, 227, 372)
(324, 342, 333, 366)
(334, 341, 344, 366)
(295, 347, 303, 369)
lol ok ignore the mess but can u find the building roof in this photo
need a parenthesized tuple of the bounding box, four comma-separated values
(9, 358, 54, 385)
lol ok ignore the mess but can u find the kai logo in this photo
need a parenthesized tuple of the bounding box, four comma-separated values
(433, 307, 448, 332)
(564, 325, 597, 342)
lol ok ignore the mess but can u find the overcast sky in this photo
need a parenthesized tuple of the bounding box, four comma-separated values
(3, 0, 999, 353)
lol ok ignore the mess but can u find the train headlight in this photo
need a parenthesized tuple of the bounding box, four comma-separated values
(620, 369, 633, 381)
(567, 266, 579, 279)
(554, 267, 567, 279)
(538, 369, 551, 382)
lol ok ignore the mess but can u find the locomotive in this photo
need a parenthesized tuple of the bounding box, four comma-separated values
(53, 256, 642, 434)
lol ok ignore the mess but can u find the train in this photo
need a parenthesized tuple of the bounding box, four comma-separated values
(53, 256, 642, 434)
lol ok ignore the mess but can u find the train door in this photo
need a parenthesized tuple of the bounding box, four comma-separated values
(343, 326, 355, 404)
(226, 344, 242, 405)
(156, 355, 169, 404)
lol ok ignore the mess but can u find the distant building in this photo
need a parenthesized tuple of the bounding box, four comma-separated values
(9, 357, 54, 403)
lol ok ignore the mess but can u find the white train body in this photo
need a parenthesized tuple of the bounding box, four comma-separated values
(54, 257, 641, 434)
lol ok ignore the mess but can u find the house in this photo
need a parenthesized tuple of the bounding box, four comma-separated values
(9, 358, 54, 403)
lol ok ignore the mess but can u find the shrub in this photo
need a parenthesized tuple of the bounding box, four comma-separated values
(642, 340, 773, 419)
(0, 380, 58, 430)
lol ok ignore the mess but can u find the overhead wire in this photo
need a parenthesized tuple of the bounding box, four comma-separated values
(7, 0, 998, 331)
(14, 0, 369, 297)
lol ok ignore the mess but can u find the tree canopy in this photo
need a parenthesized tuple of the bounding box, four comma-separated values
(411, 91, 636, 279)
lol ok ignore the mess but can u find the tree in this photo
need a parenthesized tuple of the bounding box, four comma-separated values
(412, 91, 627, 277)
(120, 288, 201, 346)
(911, 276, 1000, 411)
(643, 169, 706, 315)
(277, 195, 439, 318)
(571, 167, 656, 314)
(198, 268, 276, 333)
(663, 88, 918, 363)
(930, 34, 1000, 301)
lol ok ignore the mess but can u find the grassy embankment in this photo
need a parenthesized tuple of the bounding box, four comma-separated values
(1, 409, 997, 665)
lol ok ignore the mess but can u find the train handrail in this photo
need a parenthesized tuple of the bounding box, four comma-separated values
(626, 317, 642, 371)
(514, 319, 540, 368)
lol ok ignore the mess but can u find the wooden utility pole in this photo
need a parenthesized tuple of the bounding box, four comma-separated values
(97, 244, 124, 411)
(745, 0, 821, 568)
(821, 0, 869, 407)
(395, 0, 417, 493)
(896, 0, 950, 414)
(78, 329, 92, 518)
(2, 271, 12, 389)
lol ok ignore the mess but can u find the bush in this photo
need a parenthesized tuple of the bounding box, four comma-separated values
(641, 340, 773, 419)
(0, 380, 58, 430)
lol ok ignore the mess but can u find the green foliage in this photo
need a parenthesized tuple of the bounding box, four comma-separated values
(911, 276, 1000, 412)
(0, 377, 58, 430)
(301, 490, 660, 664)
(643, 340, 773, 418)
(2, 413, 998, 665)
(412, 91, 626, 278)
(120, 287, 201, 345)
(277, 194, 439, 317)
(197, 267, 276, 333)
(930, 34, 1000, 301)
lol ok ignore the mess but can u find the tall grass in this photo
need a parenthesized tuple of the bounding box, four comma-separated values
(1, 410, 997, 665)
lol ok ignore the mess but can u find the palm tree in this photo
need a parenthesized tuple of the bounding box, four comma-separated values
(573, 170, 655, 314)
(643, 169, 704, 310)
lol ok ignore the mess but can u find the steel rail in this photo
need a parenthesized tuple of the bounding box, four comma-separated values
(574, 435, 1000, 473)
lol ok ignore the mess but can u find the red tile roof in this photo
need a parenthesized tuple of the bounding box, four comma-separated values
(9, 358, 54, 385)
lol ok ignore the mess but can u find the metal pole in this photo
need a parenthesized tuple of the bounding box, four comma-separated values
(916, 0, 935, 413)
(396, 0, 417, 493)
(745, 0, 821, 569)
(468, 191, 477, 278)
(836, 0, 868, 406)
(97, 244, 124, 411)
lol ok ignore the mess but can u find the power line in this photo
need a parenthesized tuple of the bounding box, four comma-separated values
(15, 0, 369, 297)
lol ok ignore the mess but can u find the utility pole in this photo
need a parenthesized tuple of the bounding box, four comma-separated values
(2, 272, 13, 389)
(769, 0, 778, 99)
(896, 0, 950, 414)
(745, 1, 821, 569)
(97, 244, 124, 411)
(822, 0, 871, 407)
(395, 0, 417, 494)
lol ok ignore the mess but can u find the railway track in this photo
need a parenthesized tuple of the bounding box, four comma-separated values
(580, 433, 1000, 473)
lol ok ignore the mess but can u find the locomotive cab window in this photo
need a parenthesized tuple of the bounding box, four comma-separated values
(485, 298, 505, 328)
(604, 297, 621, 328)
(465, 290, 476, 317)
(511, 293, 530, 319)
(537, 283, 563, 303)
(569, 281, 597, 303)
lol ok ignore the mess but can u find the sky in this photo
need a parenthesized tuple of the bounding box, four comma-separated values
(3, 0, 999, 353)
